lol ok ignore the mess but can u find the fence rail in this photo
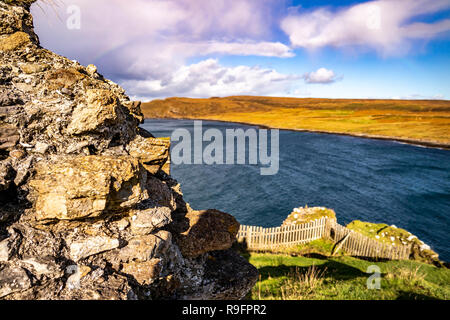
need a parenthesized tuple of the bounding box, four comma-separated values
(237, 217, 328, 251)
(237, 217, 411, 261)
(325, 220, 411, 260)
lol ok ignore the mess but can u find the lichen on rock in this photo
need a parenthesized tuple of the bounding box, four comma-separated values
(282, 205, 336, 226)
(29, 155, 149, 221)
(346, 220, 441, 265)
(0, 0, 257, 300)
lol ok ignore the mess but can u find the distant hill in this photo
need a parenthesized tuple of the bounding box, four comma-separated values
(141, 96, 450, 148)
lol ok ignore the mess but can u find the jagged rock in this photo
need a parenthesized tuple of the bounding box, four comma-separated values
(186, 249, 258, 300)
(29, 156, 148, 221)
(67, 89, 123, 135)
(145, 175, 179, 210)
(69, 236, 120, 262)
(169, 249, 258, 300)
(127, 135, 170, 174)
(130, 207, 172, 235)
(45, 67, 86, 91)
(9, 148, 24, 159)
(0, 264, 31, 298)
(0, 123, 19, 150)
(0, 87, 23, 106)
(122, 259, 162, 285)
(12, 154, 31, 186)
(19, 256, 62, 278)
(8, 223, 63, 259)
(33, 141, 48, 154)
(0, 160, 14, 191)
(123, 101, 144, 123)
(174, 209, 240, 258)
(19, 63, 48, 74)
(0, 0, 257, 300)
(0, 240, 10, 262)
(118, 231, 171, 263)
(0, 1, 36, 37)
(0, 31, 30, 51)
(86, 64, 97, 75)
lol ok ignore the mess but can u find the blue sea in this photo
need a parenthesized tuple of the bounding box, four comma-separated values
(141, 119, 450, 261)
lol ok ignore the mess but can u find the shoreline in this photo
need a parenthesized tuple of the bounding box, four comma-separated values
(145, 117, 450, 151)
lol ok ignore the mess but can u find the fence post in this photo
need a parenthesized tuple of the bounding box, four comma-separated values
(248, 226, 253, 249)
(237, 222, 411, 260)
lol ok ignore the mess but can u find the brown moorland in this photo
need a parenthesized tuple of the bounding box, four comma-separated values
(142, 96, 450, 148)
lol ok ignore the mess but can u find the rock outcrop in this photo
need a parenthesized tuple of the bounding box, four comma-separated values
(282, 206, 336, 227)
(0, 0, 257, 300)
(346, 220, 442, 266)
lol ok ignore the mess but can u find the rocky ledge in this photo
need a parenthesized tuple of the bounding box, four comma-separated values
(0, 0, 257, 299)
(282, 206, 336, 226)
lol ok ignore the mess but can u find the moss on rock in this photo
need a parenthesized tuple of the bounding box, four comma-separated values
(0, 31, 30, 51)
(282, 206, 336, 226)
(346, 220, 441, 265)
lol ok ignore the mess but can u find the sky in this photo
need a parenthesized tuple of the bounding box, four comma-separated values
(31, 0, 450, 101)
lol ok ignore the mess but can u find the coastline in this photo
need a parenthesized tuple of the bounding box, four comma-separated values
(145, 117, 450, 150)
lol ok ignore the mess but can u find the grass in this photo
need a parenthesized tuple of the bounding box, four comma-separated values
(248, 253, 450, 300)
(236, 238, 337, 257)
(142, 96, 450, 147)
(235, 238, 449, 300)
(345, 220, 440, 265)
(346, 220, 418, 247)
(294, 239, 336, 256)
(279, 265, 327, 299)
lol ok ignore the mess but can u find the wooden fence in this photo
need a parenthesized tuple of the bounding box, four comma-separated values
(325, 220, 411, 260)
(237, 217, 328, 251)
(237, 217, 411, 261)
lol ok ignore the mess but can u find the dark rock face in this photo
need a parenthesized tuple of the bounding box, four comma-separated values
(172, 209, 241, 258)
(0, 0, 257, 300)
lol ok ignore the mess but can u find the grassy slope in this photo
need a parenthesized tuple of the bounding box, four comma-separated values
(243, 240, 450, 300)
(142, 96, 450, 147)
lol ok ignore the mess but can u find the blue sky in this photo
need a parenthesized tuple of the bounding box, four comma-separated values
(32, 0, 450, 100)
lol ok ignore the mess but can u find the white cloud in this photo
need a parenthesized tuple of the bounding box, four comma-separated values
(32, 0, 289, 61)
(303, 68, 339, 84)
(122, 59, 300, 100)
(281, 0, 450, 56)
(31, 0, 295, 99)
(192, 41, 294, 58)
(95, 39, 293, 83)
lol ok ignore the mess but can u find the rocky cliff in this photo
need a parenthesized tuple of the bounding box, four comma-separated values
(0, 0, 257, 300)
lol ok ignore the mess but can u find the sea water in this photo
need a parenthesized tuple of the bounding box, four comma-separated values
(142, 119, 450, 261)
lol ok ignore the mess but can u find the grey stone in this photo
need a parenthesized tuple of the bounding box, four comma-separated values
(0, 264, 31, 298)
(33, 141, 49, 154)
(130, 207, 172, 235)
(69, 236, 120, 262)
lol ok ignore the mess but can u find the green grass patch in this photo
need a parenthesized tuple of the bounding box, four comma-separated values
(292, 239, 335, 256)
(249, 253, 450, 300)
(346, 220, 413, 246)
